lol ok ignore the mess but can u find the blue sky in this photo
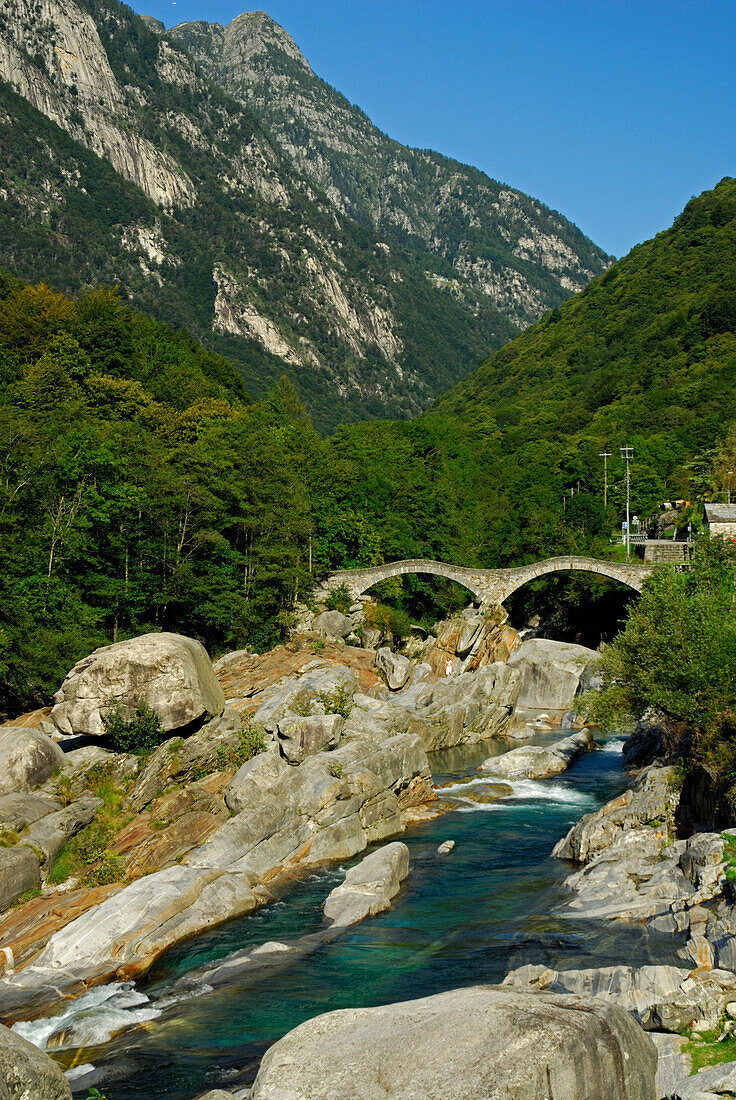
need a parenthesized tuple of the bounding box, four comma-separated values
(136, 0, 736, 258)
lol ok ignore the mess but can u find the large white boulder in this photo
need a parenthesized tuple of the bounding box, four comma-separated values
(323, 841, 409, 926)
(0, 728, 65, 796)
(0, 1022, 72, 1098)
(375, 647, 411, 691)
(482, 729, 595, 780)
(507, 638, 597, 714)
(313, 611, 353, 639)
(51, 632, 225, 736)
(249, 985, 657, 1100)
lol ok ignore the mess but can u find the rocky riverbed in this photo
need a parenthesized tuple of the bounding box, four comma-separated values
(6, 607, 725, 1098)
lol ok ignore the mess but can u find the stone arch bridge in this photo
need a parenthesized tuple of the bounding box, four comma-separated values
(313, 556, 655, 607)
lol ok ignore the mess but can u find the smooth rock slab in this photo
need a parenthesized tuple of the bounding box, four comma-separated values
(0, 728, 65, 796)
(481, 728, 594, 779)
(507, 638, 597, 711)
(323, 841, 409, 926)
(671, 1059, 736, 1098)
(0, 845, 41, 912)
(0, 1021, 72, 1099)
(375, 646, 411, 691)
(15, 866, 257, 981)
(0, 792, 62, 831)
(502, 962, 690, 1020)
(277, 713, 344, 764)
(51, 631, 225, 736)
(249, 986, 657, 1100)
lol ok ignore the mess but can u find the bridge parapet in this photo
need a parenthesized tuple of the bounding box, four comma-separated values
(314, 555, 655, 607)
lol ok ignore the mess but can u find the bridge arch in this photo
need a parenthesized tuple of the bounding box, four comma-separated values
(491, 556, 650, 603)
(315, 558, 489, 604)
(315, 555, 653, 608)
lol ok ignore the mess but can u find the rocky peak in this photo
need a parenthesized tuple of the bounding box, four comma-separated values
(168, 8, 611, 331)
(170, 10, 312, 90)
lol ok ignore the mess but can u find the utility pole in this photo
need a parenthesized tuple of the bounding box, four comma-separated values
(729, 471, 733, 506)
(620, 446, 634, 562)
(599, 451, 612, 508)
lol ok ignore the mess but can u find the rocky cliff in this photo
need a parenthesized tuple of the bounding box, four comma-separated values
(0, 0, 610, 428)
(169, 11, 612, 330)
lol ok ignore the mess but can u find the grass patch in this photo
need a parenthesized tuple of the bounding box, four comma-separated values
(0, 829, 20, 847)
(53, 773, 74, 806)
(12, 886, 41, 907)
(48, 764, 132, 887)
(187, 723, 267, 781)
(684, 1029, 736, 1073)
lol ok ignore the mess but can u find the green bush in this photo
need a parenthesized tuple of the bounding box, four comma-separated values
(326, 583, 353, 614)
(581, 537, 736, 803)
(316, 681, 354, 719)
(102, 698, 163, 755)
(83, 848, 125, 887)
(364, 601, 411, 642)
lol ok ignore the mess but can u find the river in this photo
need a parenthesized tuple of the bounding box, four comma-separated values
(23, 734, 683, 1098)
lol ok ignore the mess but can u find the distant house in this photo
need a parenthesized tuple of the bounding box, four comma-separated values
(704, 503, 736, 541)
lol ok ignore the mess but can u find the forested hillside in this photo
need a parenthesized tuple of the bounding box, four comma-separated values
(3, 180, 736, 716)
(0, 0, 608, 430)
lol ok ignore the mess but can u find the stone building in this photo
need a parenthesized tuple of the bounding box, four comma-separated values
(704, 503, 736, 541)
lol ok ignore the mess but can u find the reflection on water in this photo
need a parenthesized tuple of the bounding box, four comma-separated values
(49, 735, 680, 1098)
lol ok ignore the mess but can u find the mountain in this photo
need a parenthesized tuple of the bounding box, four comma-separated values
(437, 176, 736, 467)
(2, 181, 734, 713)
(168, 11, 612, 330)
(317, 177, 736, 572)
(0, 0, 609, 428)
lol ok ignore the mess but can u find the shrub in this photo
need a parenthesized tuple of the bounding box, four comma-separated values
(102, 698, 163, 755)
(364, 601, 411, 642)
(581, 537, 736, 802)
(316, 681, 354, 719)
(83, 849, 125, 887)
(326, 583, 353, 614)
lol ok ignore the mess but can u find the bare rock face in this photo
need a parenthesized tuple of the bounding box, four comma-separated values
(0, 732, 432, 1012)
(127, 707, 244, 813)
(0, 1021, 72, 1099)
(277, 713, 344, 763)
(0, 728, 65, 796)
(507, 638, 597, 716)
(553, 766, 678, 864)
(426, 607, 520, 675)
(375, 647, 411, 691)
(51, 632, 226, 737)
(249, 985, 657, 1100)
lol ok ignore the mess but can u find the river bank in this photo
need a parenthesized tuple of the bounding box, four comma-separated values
(14, 735, 676, 1098)
(2, 614, 717, 1098)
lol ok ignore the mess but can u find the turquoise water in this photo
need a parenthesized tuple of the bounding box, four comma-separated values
(61, 737, 682, 1097)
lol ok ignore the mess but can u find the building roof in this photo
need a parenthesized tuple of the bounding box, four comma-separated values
(704, 503, 736, 523)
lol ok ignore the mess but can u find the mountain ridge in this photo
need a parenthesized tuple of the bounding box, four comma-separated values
(168, 9, 612, 329)
(0, 0, 610, 427)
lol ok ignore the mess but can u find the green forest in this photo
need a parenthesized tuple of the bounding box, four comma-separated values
(2, 176, 736, 718)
